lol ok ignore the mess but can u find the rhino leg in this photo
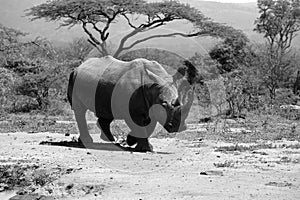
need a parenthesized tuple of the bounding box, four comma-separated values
(97, 117, 115, 142)
(126, 134, 138, 146)
(133, 122, 156, 152)
(73, 101, 93, 144)
(135, 138, 153, 152)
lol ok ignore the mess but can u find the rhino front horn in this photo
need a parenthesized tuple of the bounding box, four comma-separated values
(181, 89, 194, 118)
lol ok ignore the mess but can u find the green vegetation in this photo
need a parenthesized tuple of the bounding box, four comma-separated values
(0, 0, 299, 143)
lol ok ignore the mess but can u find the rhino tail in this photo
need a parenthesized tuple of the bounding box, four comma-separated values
(67, 70, 77, 108)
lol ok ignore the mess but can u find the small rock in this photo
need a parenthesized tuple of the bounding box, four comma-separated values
(200, 170, 224, 176)
(65, 183, 74, 190)
(200, 172, 208, 175)
(16, 190, 27, 195)
(66, 168, 74, 173)
(87, 152, 91, 155)
(252, 151, 268, 155)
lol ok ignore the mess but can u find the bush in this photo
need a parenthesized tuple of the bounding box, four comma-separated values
(9, 96, 40, 113)
(275, 88, 300, 106)
(0, 67, 16, 112)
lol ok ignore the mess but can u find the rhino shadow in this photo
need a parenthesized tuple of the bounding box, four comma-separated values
(39, 140, 172, 154)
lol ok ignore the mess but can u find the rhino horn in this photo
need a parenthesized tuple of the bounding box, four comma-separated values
(181, 89, 194, 119)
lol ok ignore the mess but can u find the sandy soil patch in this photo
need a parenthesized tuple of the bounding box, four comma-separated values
(0, 131, 299, 199)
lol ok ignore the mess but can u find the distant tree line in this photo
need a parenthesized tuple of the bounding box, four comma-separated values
(208, 0, 300, 118)
(0, 24, 93, 114)
(1, 0, 300, 121)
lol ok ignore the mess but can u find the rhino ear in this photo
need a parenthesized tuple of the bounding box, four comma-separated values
(145, 68, 171, 86)
(173, 67, 186, 82)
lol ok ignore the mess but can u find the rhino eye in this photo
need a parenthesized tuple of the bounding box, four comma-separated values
(162, 102, 168, 108)
(172, 99, 180, 107)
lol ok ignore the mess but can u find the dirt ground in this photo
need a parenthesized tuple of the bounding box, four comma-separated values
(0, 130, 299, 200)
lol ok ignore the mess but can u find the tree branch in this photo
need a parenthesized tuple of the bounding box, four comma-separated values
(122, 13, 138, 29)
(114, 28, 141, 57)
(82, 22, 100, 45)
(101, 9, 122, 41)
(120, 31, 210, 54)
(87, 39, 104, 55)
(139, 16, 174, 29)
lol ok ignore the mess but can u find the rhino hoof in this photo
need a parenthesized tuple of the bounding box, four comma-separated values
(134, 142, 153, 153)
(126, 135, 138, 146)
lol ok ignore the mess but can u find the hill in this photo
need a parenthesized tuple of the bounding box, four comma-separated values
(0, 0, 299, 57)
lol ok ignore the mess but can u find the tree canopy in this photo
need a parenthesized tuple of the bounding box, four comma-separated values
(209, 33, 249, 74)
(254, 0, 300, 99)
(26, 0, 243, 57)
(255, 0, 300, 53)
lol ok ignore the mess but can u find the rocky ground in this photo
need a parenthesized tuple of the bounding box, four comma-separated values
(0, 130, 299, 200)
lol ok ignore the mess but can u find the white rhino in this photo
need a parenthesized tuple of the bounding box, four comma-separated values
(67, 56, 195, 152)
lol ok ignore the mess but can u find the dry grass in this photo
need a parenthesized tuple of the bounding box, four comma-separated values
(0, 104, 299, 143)
(184, 103, 300, 143)
(0, 113, 77, 134)
(0, 164, 65, 192)
(215, 143, 300, 153)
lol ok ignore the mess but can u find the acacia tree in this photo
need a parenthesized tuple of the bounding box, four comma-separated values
(209, 33, 249, 74)
(254, 0, 300, 100)
(26, 0, 240, 58)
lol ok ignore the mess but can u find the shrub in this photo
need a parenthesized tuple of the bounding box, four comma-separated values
(0, 67, 16, 113)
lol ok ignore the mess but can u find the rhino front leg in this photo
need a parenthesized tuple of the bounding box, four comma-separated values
(73, 102, 93, 145)
(126, 134, 138, 146)
(97, 117, 115, 142)
(135, 138, 153, 152)
(127, 121, 156, 152)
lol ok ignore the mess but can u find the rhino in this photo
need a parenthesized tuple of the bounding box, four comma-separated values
(67, 55, 196, 152)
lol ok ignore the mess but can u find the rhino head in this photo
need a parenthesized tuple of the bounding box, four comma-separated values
(150, 60, 197, 133)
(162, 89, 194, 133)
(150, 82, 194, 133)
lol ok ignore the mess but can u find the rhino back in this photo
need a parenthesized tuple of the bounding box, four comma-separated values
(72, 56, 127, 113)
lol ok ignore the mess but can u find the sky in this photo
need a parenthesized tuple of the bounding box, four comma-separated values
(202, 0, 255, 3)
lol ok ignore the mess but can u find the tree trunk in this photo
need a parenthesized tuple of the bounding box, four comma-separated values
(293, 70, 300, 95)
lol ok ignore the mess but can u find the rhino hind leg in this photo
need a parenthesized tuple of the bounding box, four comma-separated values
(73, 102, 93, 145)
(97, 117, 115, 142)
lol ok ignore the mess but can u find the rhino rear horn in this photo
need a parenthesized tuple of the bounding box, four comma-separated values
(183, 60, 198, 85)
